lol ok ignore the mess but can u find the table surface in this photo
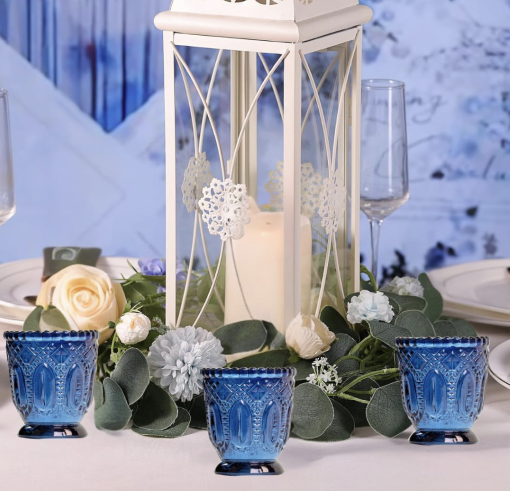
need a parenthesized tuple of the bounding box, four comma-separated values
(1, 324, 509, 491)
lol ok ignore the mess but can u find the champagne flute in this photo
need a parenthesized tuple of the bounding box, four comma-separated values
(0, 89, 16, 226)
(360, 80, 409, 282)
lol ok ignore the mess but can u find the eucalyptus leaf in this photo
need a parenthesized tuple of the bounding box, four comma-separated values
(214, 320, 267, 355)
(93, 379, 104, 410)
(188, 394, 208, 430)
(434, 320, 458, 337)
(394, 310, 436, 338)
(387, 296, 401, 317)
(446, 317, 478, 337)
(311, 400, 355, 442)
(263, 321, 286, 350)
(419, 273, 444, 323)
(320, 306, 360, 342)
(326, 334, 356, 365)
(384, 293, 427, 313)
(23, 306, 43, 332)
(133, 382, 178, 431)
(229, 349, 289, 368)
(336, 378, 380, 427)
(291, 383, 334, 439)
(95, 378, 132, 431)
(335, 357, 361, 375)
(366, 381, 411, 438)
(111, 348, 150, 405)
(40, 306, 72, 331)
(290, 358, 314, 381)
(365, 320, 412, 349)
(133, 408, 191, 438)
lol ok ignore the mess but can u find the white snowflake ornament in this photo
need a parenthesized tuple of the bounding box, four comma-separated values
(181, 152, 213, 213)
(318, 168, 347, 235)
(198, 177, 250, 241)
(265, 161, 323, 218)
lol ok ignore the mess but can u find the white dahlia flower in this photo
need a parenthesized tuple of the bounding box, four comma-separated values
(147, 326, 226, 402)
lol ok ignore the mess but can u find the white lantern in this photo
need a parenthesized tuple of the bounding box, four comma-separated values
(155, 0, 372, 333)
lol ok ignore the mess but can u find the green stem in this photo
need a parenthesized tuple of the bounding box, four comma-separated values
(335, 368, 400, 395)
(349, 335, 376, 357)
(360, 264, 378, 292)
(335, 393, 370, 405)
(347, 388, 377, 396)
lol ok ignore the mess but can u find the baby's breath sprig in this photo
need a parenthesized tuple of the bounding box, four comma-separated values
(306, 357, 342, 395)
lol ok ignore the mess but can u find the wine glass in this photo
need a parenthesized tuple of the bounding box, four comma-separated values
(0, 89, 16, 226)
(360, 80, 409, 283)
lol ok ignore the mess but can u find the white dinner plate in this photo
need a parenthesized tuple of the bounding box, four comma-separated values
(489, 339, 510, 390)
(429, 259, 510, 319)
(0, 257, 138, 322)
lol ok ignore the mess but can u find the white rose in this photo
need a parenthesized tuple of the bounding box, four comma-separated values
(347, 290, 394, 324)
(36, 264, 127, 344)
(116, 312, 151, 345)
(381, 276, 424, 297)
(285, 313, 336, 360)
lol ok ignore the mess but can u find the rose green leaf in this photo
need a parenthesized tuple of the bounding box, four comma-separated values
(394, 310, 436, 338)
(364, 320, 412, 349)
(132, 408, 191, 438)
(229, 349, 289, 368)
(326, 334, 357, 365)
(320, 306, 360, 342)
(419, 273, 444, 323)
(291, 383, 335, 439)
(214, 320, 267, 355)
(312, 400, 355, 442)
(23, 306, 43, 332)
(434, 320, 458, 337)
(133, 382, 178, 431)
(95, 378, 132, 431)
(110, 348, 150, 405)
(366, 381, 411, 438)
(384, 293, 427, 314)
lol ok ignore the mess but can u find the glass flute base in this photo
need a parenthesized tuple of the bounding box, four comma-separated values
(410, 430, 478, 446)
(215, 461, 284, 476)
(18, 424, 88, 439)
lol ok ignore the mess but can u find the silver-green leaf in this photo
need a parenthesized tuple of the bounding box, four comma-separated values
(111, 348, 150, 405)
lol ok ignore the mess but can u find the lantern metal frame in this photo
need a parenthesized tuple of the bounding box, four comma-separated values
(156, 2, 372, 329)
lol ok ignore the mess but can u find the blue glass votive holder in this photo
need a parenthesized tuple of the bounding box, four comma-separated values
(4, 331, 99, 439)
(395, 337, 489, 445)
(202, 367, 296, 476)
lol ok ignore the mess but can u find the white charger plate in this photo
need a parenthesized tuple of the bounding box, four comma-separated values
(0, 257, 138, 322)
(489, 339, 510, 390)
(429, 259, 510, 320)
(443, 305, 510, 328)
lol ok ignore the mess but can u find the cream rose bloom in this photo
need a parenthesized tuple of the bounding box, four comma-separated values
(285, 313, 336, 360)
(36, 265, 126, 344)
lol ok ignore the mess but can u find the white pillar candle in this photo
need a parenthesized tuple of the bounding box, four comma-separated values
(224, 200, 312, 333)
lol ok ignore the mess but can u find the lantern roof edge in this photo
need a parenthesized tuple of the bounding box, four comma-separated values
(154, 5, 372, 43)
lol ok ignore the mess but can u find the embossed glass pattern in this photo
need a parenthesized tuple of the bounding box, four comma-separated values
(4, 331, 99, 439)
(396, 337, 489, 445)
(202, 367, 296, 475)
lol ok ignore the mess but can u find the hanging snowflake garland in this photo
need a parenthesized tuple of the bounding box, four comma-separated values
(318, 168, 347, 235)
(198, 177, 250, 241)
(265, 161, 323, 218)
(181, 152, 214, 213)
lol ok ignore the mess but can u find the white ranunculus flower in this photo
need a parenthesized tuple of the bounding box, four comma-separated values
(347, 291, 395, 324)
(285, 313, 336, 360)
(116, 312, 151, 345)
(381, 276, 424, 297)
(36, 264, 127, 344)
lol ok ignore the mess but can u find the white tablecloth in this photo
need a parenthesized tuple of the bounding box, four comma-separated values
(1, 324, 509, 491)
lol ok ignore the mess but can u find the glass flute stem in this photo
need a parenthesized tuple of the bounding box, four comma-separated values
(369, 218, 383, 284)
